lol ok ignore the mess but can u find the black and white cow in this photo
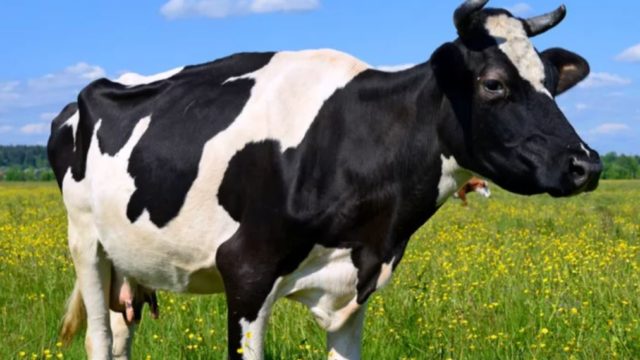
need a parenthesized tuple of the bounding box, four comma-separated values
(48, 1, 602, 359)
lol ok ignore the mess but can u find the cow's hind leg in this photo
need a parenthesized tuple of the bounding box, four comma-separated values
(110, 311, 135, 360)
(327, 305, 366, 360)
(68, 217, 113, 359)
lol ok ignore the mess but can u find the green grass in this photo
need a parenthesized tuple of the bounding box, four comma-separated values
(0, 181, 638, 359)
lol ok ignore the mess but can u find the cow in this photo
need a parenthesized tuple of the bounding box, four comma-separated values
(47, 1, 602, 359)
(454, 177, 491, 206)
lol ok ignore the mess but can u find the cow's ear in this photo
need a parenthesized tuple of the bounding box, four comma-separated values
(431, 42, 470, 96)
(540, 48, 590, 95)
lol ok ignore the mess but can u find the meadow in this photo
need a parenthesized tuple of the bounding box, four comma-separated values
(0, 181, 638, 359)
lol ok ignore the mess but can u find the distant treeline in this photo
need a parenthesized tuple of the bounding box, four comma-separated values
(0, 145, 54, 181)
(601, 152, 640, 180)
(0, 145, 639, 181)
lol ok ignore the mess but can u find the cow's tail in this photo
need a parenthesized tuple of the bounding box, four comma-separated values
(60, 281, 86, 345)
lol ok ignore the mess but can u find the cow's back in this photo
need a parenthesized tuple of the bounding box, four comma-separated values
(48, 49, 369, 293)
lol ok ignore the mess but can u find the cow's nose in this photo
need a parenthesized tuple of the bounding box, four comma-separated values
(569, 156, 602, 190)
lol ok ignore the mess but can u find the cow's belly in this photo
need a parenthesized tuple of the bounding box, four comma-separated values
(74, 118, 240, 294)
(88, 177, 239, 293)
(93, 205, 233, 294)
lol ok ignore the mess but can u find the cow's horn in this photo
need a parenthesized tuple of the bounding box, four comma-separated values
(454, 0, 489, 32)
(524, 5, 567, 37)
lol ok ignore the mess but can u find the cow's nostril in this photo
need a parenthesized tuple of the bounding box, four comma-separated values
(569, 157, 589, 187)
(569, 157, 598, 188)
(570, 158, 586, 177)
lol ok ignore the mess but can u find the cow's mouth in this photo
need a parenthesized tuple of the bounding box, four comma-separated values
(547, 157, 602, 197)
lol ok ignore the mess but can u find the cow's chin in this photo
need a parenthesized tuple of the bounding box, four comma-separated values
(491, 177, 546, 196)
(480, 156, 600, 198)
(533, 167, 600, 198)
(545, 174, 600, 198)
(470, 160, 547, 196)
(491, 178, 580, 198)
(477, 168, 575, 198)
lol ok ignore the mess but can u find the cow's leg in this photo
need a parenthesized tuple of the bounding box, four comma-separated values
(218, 241, 282, 360)
(66, 201, 113, 359)
(69, 227, 112, 359)
(223, 278, 281, 360)
(110, 311, 135, 360)
(226, 302, 273, 360)
(326, 305, 366, 360)
(459, 191, 468, 206)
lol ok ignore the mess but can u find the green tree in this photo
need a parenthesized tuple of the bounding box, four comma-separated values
(601, 152, 640, 179)
(4, 166, 26, 181)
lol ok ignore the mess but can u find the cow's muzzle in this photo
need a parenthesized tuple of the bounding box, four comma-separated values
(568, 155, 602, 194)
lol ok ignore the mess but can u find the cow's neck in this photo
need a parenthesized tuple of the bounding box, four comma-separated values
(292, 61, 470, 251)
(374, 62, 473, 238)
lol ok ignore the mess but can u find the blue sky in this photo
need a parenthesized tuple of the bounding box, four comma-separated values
(0, 0, 638, 155)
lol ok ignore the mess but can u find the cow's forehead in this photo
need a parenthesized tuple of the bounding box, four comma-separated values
(484, 14, 552, 98)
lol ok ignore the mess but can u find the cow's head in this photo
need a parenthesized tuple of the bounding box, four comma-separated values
(433, 0, 601, 197)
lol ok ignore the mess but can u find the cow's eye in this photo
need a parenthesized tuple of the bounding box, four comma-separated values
(482, 79, 506, 94)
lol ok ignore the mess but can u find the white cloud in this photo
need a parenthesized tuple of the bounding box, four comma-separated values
(578, 72, 632, 89)
(0, 62, 104, 112)
(0, 125, 13, 134)
(589, 123, 631, 136)
(0, 81, 20, 103)
(575, 103, 589, 111)
(27, 62, 105, 91)
(39, 112, 59, 121)
(507, 3, 532, 17)
(250, 0, 318, 13)
(20, 123, 49, 135)
(0, 81, 20, 93)
(161, 0, 319, 19)
(616, 43, 640, 62)
(376, 64, 415, 72)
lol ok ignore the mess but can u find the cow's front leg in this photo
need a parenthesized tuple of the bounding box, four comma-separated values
(218, 249, 281, 359)
(225, 296, 275, 360)
(327, 305, 366, 360)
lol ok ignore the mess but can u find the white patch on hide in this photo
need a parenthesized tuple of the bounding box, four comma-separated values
(375, 257, 395, 289)
(485, 14, 551, 97)
(580, 143, 591, 157)
(62, 111, 80, 151)
(436, 154, 472, 206)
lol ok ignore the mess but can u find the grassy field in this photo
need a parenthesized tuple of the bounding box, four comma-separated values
(0, 181, 639, 359)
